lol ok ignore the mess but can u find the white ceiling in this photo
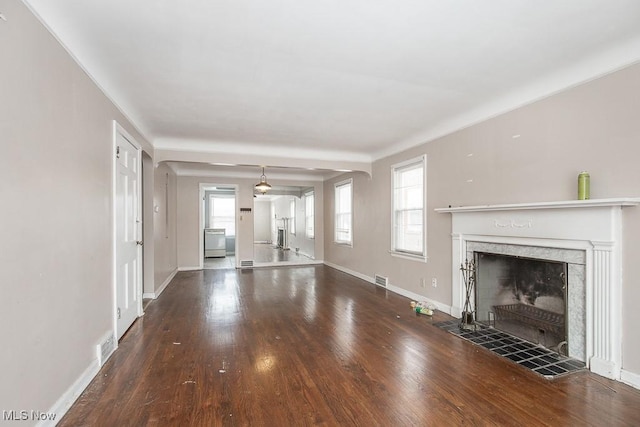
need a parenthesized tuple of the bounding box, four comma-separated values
(23, 0, 640, 171)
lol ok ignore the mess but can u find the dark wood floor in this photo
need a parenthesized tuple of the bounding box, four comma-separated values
(60, 266, 640, 426)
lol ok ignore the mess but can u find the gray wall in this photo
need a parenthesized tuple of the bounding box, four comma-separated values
(324, 62, 640, 377)
(0, 0, 176, 418)
(153, 163, 178, 290)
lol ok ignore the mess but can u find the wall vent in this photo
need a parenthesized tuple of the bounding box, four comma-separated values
(97, 334, 116, 367)
(240, 260, 254, 268)
(374, 274, 389, 287)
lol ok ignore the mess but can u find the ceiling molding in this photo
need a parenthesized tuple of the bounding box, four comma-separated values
(373, 37, 640, 161)
(22, 0, 640, 168)
(156, 148, 371, 177)
(168, 163, 327, 182)
(153, 138, 372, 164)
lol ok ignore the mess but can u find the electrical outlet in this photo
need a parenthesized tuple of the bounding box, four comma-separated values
(431, 278, 438, 288)
(420, 278, 426, 288)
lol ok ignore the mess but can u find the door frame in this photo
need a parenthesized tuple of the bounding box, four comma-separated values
(198, 183, 239, 269)
(112, 120, 144, 340)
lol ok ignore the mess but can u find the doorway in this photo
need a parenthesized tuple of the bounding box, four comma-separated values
(253, 186, 317, 267)
(199, 184, 238, 269)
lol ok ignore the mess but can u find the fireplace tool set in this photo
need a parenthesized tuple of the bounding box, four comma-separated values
(459, 258, 479, 331)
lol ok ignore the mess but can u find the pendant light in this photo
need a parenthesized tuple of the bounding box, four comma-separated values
(255, 167, 272, 194)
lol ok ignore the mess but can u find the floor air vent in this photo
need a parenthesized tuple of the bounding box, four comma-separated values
(240, 260, 254, 268)
(374, 274, 389, 287)
(97, 334, 116, 367)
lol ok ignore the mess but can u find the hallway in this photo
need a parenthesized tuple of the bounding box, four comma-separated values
(59, 266, 640, 426)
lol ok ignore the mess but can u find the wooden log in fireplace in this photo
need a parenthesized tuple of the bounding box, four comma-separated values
(492, 303, 565, 337)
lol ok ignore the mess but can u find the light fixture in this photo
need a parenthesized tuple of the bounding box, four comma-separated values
(255, 167, 272, 194)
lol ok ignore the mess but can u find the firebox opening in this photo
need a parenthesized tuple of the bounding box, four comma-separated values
(475, 252, 568, 355)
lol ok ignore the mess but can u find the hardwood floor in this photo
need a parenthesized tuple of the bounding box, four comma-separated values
(60, 266, 640, 426)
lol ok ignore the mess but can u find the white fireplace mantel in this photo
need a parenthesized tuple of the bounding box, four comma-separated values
(436, 197, 640, 380)
(435, 197, 640, 213)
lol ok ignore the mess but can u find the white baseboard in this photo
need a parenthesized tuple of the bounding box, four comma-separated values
(143, 268, 178, 299)
(323, 261, 375, 283)
(252, 260, 323, 268)
(323, 261, 451, 314)
(179, 266, 201, 272)
(38, 359, 100, 427)
(386, 283, 452, 314)
(621, 369, 640, 389)
(155, 268, 178, 298)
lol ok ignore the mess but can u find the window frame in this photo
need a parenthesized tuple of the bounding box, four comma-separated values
(390, 155, 427, 262)
(334, 178, 353, 246)
(305, 191, 315, 239)
(289, 199, 296, 235)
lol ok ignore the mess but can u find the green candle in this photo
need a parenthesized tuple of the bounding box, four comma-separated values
(578, 172, 590, 200)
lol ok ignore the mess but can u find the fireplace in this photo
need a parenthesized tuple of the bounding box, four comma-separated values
(475, 252, 568, 355)
(436, 198, 640, 380)
(467, 241, 586, 360)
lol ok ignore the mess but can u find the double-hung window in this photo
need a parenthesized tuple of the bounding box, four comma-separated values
(392, 156, 426, 260)
(289, 199, 296, 235)
(334, 179, 353, 245)
(305, 191, 314, 239)
(209, 195, 235, 236)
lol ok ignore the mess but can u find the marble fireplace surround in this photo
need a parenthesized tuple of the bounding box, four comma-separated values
(436, 198, 640, 380)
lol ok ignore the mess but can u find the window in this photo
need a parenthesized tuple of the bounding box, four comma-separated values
(209, 195, 235, 236)
(334, 179, 352, 245)
(305, 191, 314, 239)
(392, 156, 425, 260)
(289, 199, 296, 235)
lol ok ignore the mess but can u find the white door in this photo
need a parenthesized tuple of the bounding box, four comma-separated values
(115, 127, 142, 340)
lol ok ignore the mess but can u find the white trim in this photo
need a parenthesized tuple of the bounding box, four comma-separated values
(621, 369, 640, 390)
(435, 198, 640, 213)
(290, 199, 296, 235)
(324, 261, 374, 283)
(304, 190, 315, 239)
(334, 178, 353, 245)
(386, 283, 452, 315)
(372, 40, 640, 162)
(37, 359, 100, 427)
(112, 121, 144, 340)
(143, 268, 178, 300)
(199, 183, 239, 269)
(390, 251, 428, 263)
(22, 4, 153, 146)
(252, 260, 324, 268)
(391, 155, 427, 261)
(324, 262, 451, 314)
(441, 202, 638, 380)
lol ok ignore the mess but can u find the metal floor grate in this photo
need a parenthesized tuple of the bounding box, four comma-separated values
(434, 319, 585, 379)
